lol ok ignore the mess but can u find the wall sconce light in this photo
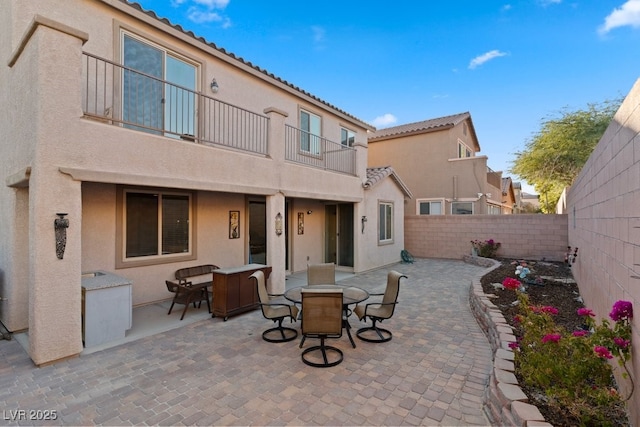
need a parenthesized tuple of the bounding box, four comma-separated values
(54, 213, 69, 260)
(210, 78, 219, 93)
(361, 215, 368, 234)
(275, 212, 283, 236)
(307, 210, 312, 215)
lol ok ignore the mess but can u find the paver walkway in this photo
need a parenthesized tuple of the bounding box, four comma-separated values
(0, 258, 493, 426)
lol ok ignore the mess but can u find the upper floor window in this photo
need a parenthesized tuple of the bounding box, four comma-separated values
(379, 201, 393, 243)
(417, 200, 443, 215)
(122, 32, 197, 138)
(452, 201, 473, 215)
(457, 139, 472, 158)
(118, 188, 195, 267)
(300, 109, 321, 155)
(341, 127, 355, 147)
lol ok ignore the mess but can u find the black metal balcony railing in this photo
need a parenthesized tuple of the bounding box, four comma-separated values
(284, 125, 356, 175)
(82, 52, 269, 155)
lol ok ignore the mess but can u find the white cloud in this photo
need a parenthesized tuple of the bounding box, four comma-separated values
(537, 0, 561, 6)
(468, 49, 508, 69)
(173, 0, 231, 26)
(501, 4, 512, 12)
(371, 114, 397, 128)
(598, 0, 640, 35)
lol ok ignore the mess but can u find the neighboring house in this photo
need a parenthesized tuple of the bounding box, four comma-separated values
(0, 0, 410, 365)
(501, 177, 516, 214)
(368, 112, 512, 216)
(521, 192, 541, 212)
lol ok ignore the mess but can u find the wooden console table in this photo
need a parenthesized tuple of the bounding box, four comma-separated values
(212, 264, 272, 320)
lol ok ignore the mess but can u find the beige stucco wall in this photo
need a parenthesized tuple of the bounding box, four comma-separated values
(368, 126, 496, 214)
(405, 214, 569, 261)
(566, 77, 640, 424)
(0, 0, 408, 364)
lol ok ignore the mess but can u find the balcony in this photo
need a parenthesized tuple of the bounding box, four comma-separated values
(284, 125, 356, 175)
(82, 53, 357, 176)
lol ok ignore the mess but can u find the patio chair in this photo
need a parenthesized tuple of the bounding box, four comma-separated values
(300, 288, 344, 367)
(165, 280, 211, 321)
(307, 262, 336, 286)
(250, 270, 299, 343)
(354, 270, 407, 343)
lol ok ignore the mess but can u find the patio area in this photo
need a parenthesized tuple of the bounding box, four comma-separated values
(0, 258, 493, 426)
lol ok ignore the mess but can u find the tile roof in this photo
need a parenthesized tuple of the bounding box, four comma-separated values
(368, 112, 473, 141)
(501, 177, 512, 195)
(364, 167, 413, 198)
(119, 1, 374, 131)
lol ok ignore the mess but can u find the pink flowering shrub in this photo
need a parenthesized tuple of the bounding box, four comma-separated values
(506, 283, 633, 424)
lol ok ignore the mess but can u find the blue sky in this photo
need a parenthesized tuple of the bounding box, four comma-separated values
(133, 0, 640, 194)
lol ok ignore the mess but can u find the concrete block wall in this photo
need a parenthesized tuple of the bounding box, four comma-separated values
(566, 77, 640, 425)
(405, 214, 568, 262)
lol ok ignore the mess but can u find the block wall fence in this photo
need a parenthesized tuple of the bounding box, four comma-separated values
(404, 214, 569, 262)
(566, 78, 640, 425)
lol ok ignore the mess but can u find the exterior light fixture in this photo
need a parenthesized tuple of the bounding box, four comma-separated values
(307, 210, 312, 215)
(361, 215, 368, 234)
(275, 212, 283, 236)
(54, 213, 69, 259)
(210, 78, 219, 93)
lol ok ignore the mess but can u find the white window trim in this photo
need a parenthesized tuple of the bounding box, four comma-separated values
(416, 198, 444, 215)
(378, 200, 394, 245)
(299, 108, 322, 157)
(451, 200, 475, 215)
(457, 138, 472, 158)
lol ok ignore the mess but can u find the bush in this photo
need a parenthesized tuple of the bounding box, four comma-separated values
(505, 277, 634, 425)
(471, 239, 501, 258)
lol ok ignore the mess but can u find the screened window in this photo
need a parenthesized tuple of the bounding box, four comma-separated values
(341, 128, 355, 147)
(452, 202, 473, 215)
(300, 109, 321, 155)
(418, 200, 443, 215)
(379, 202, 393, 242)
(124, 190, 192, 259)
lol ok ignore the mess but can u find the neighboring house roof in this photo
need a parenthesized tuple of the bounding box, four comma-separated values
(119, 0, 374, 131)
(367, 112, 480, 151)
(364, 167, 413, 198)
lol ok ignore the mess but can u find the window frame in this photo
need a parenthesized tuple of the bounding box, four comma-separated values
(457, 139, 472, 158)
(340, 127, 355, 148)
(120, 30, 199, 139)
(116, 186, 197, 268)
(378, 201, 394, 244)
(299, 108, 322, 156)
(451, 201, 474, 215)
(416, 199, 444, 215)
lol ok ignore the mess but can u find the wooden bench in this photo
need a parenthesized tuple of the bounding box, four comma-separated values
(165, 264, 219, 320)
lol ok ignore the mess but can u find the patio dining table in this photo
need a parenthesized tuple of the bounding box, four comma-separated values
(284, 284, 369, 348)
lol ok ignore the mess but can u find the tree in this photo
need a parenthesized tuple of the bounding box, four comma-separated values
(510, 99, 621, 213)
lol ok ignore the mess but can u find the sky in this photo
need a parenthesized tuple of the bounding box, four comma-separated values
(132, 0, 640, 194)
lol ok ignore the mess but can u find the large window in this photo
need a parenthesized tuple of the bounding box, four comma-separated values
(120, 188, 194, 265)
(417, 200, 443, 215)
(488, 204, 502, 215)
(122, 32, 197, 138)
(300, 109, 321, 155)
(341, 127, 355, 147)
(379, 201, 393, 243)
(452, 201, 473, 215)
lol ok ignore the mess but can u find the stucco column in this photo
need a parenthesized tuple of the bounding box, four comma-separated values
(265, 192, 286, 294)
(11, 19, 88, 365)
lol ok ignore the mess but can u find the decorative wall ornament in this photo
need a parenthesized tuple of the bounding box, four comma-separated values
(275, 212, 283, 236)
(298, 212, 304, 235)
(229, 211, 240, 239)
(54, 213, 69, 259)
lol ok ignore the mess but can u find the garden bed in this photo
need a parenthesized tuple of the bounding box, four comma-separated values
(480, 258, 630, 426)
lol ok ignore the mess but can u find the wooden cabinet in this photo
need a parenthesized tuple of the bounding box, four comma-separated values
(212, 264, 272, 320)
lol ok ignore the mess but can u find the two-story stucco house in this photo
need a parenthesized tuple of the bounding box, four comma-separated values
(368, 112, 514, 216)
(0, 0, 411, 365)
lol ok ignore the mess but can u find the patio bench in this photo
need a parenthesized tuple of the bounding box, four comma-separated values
(165, 264, 219, 320)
